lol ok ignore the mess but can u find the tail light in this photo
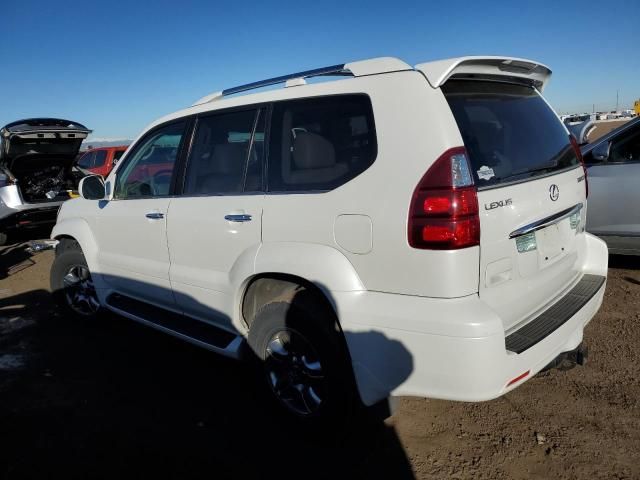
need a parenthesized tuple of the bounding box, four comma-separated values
(0, 173, 15, 188)
(570, 134, 588, 198)
(408, 147, 480, 249)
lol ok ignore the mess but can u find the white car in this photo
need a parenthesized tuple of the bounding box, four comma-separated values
(49, 56, 608, 423)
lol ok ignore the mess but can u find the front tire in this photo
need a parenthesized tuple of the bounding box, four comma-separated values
(50, 240, 101, 319)
(247, 301, 358, 426)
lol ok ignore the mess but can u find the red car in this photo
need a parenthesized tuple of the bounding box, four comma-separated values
(76, 145, 128, 177)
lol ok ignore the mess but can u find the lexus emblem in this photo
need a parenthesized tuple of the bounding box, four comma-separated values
(549, 184, 560, 201)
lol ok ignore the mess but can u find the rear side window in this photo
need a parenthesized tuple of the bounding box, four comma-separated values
(183, 109, 263, 195)
(442, 81, 578, 188)
(268, 95, 376, 192)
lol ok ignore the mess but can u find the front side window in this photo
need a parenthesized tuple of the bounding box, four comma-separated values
(183, 109, 263, 195)
(114, 121, 186, 199)
(609, 124, 640, 163)
(268, 95, 377, 192)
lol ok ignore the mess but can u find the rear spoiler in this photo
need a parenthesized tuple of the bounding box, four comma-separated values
(415, 56, 552, 91)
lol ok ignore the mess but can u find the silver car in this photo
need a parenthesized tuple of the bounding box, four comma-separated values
(0, 118, 91, 245)
(584, 116, 640, 254)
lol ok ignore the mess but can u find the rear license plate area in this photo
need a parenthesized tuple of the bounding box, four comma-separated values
(536, 224, 564, 260)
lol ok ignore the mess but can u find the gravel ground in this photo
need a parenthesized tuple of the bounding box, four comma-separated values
(1, 233, 639, 479)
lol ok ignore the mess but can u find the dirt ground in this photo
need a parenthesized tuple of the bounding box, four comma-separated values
(1, 232, 639, 479)
(587, 119, 629, 141)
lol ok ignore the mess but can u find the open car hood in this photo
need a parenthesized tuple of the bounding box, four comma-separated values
(0, 118, 91, 173)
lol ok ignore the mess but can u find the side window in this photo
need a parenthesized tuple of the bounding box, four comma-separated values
(94, 150, 107, 167)
(114, 121, 186, 199)
(268, 95, 377, 192)
(184, 109, 262, 195)
(113, 149, 125, 161)
(609, 126, 640, 163)
(77, 151, 95, 169)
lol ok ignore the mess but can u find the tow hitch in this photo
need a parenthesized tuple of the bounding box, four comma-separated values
(542, 343, 588, 372)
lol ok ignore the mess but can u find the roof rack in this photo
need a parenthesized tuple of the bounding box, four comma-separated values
(224, 64, 349, 96)
(192, 57, 412, 106)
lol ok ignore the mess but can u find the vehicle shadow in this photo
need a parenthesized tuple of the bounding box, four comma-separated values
(0, 226, 52, 279)
(609, 254, 640, 271)
(0, 277, 417, 479)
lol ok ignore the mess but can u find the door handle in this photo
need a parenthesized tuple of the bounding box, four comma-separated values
(145, 212, 165, 220)
(224, 214, 252, 222)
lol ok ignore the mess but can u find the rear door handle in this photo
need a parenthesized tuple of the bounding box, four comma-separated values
(145, 212, 165, 219)
(224, 214, 252, 222)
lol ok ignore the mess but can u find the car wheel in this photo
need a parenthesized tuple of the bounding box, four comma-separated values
(0, 232, 8, 246)
(247, 301, 358, 427)
(50, 240, 101, 319)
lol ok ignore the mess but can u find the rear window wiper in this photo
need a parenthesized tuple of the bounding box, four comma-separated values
(489, 163, 558, 184)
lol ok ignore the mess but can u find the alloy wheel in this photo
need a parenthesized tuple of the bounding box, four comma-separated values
(264, 328, 326, 416)
(62, 265, 100, 316)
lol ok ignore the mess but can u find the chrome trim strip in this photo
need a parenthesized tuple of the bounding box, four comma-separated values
(509, 203, 583, 239)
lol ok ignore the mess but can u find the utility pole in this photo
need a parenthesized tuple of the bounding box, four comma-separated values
(616, 90, 619, 113)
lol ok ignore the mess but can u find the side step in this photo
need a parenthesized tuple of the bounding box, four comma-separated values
(506, 274, 605, 354)
(105, 293, 244, 358)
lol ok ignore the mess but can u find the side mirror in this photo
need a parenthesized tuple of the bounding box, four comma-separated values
(79, 175, 106, 200)
(592, 141, 611, 162)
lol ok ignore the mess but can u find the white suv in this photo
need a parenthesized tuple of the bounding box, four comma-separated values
(50, 56, 608, 422)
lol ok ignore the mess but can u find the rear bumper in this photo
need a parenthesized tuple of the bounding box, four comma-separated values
(0, 204, 60, 231)
(335, 233, 608, 406)
(0, 185, 61, 230)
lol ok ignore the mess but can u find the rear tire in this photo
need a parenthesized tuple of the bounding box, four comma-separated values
(247, 300, 358, 429)
(0, 232, 8, 246)
(50, 240, 101, 320)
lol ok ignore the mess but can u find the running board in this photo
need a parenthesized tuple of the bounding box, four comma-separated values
(105, 293, 244, 359)
(505, 274, 605, 354)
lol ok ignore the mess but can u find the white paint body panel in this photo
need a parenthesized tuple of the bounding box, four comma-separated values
(166, 195, 263, 330)
(51, 55, 608, 408)
(416, 56, 552, 91)
(477, 167, 588, 331)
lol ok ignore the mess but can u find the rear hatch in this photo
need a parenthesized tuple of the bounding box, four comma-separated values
(442, 80, 587, 331)
(1, 118, 91, 173)
(0, 118, 91, 202)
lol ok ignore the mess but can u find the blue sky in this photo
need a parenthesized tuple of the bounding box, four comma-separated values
(2, 0, 638, 140)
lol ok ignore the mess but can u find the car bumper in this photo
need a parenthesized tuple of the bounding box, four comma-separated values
(334, 234, 608, 407)
(0, 202, 61, 230)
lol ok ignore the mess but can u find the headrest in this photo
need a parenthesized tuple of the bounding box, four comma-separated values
(209, 143, 246, 175)
(292, 132, 335, 170)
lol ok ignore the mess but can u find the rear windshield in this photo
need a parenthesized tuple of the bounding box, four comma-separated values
(442, 80, 578, 188)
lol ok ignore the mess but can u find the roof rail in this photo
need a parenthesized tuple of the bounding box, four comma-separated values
(191, 57, 412, 106)
(224, 64, 349, 96)
(192, 64, 349, 106)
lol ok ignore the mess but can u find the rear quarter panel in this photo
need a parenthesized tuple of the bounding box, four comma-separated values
(261, 71, 479, 298)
